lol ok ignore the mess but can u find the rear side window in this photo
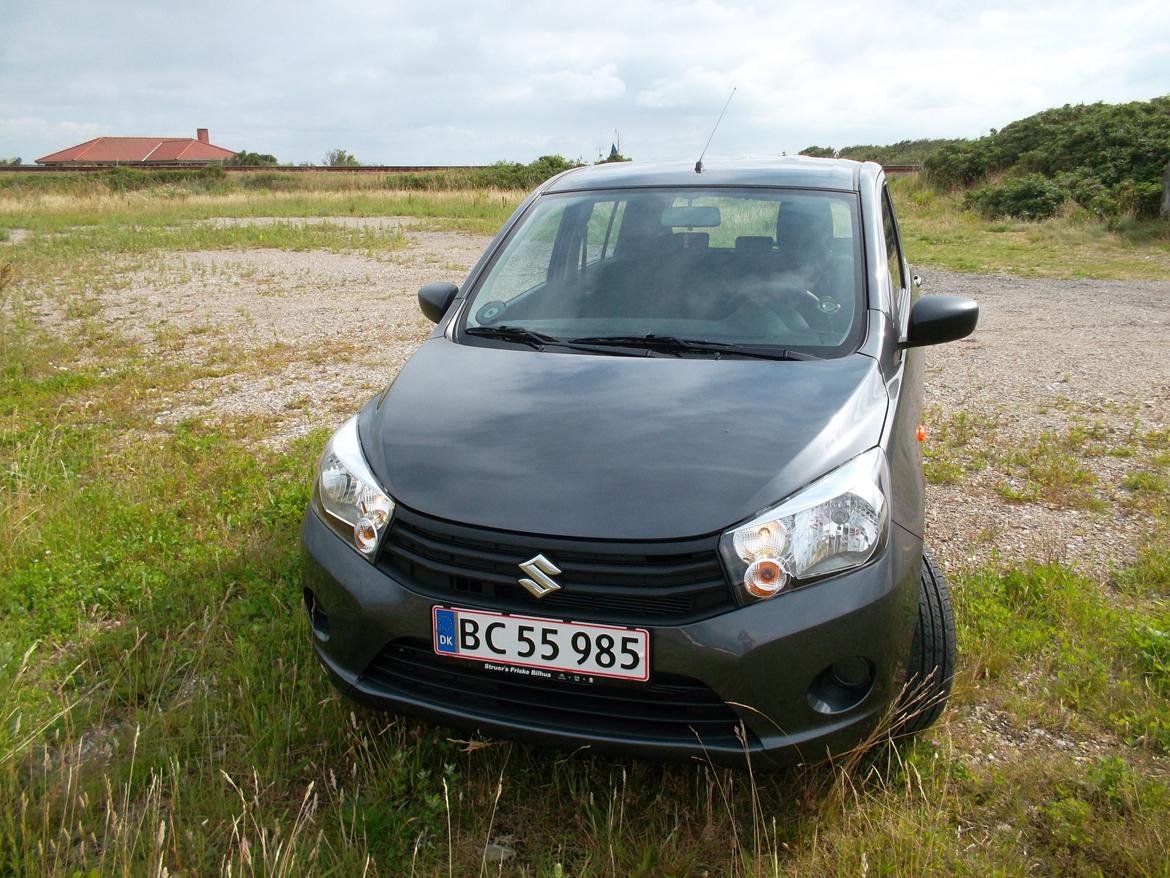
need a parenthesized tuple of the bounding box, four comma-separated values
(583, 200, 625, 265)
(882, 187, 904, 293)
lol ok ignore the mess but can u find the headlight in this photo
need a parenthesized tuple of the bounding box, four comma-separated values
(719, 448, 889, 603)
(314, 415, 395, 559)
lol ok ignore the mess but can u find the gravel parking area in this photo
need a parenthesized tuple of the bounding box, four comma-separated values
(923, 269, 1169, 572)
(43, 223, 1170, 574)
(103, 223, 494, 445)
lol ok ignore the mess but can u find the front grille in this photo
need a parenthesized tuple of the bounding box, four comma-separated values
(362, 639, 751, 748)
(377, 506, 736, 624)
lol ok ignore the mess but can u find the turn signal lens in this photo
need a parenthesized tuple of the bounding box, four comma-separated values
(745, 558, 787, 597)
(355, 516, 380, 554)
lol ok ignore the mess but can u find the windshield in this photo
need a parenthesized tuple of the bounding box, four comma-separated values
(459, 187, 865, 358)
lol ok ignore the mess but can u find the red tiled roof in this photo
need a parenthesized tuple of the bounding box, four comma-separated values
(37, 136, 236, 164)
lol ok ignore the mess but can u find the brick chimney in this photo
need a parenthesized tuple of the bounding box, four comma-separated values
(196, 128, 209, 144)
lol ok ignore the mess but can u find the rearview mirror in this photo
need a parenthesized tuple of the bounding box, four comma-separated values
(418, 281, 459, 324)
(902, 295, 978, 348)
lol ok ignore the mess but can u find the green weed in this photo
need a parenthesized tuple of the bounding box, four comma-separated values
(997, 430, 1102, 508)
(922, 409, 997, 485)
(1123, 470, 1169, 495)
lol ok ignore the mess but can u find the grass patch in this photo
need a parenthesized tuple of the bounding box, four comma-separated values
(923, 457, 963, 485)
(890, 175, 1170, 279)
(3, 185, 1170, 875)
(1123, 470, 1169, 495)
(956, 562, 1170, 753)
(922, 408, 996, 485)
(0, 189, 520, 237)
(996, 429, 1103, 509)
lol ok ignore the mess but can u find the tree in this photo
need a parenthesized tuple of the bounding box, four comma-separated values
(324, 148, 360, 167)
(0, 157, 21, 166)
(799, 146, 836, 158)
(230, 150, 278, 166)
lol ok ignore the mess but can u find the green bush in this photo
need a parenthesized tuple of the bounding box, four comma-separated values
(473, 155, 583, 189)
(800, 139, 966, 165)
(233, 171, 304, 192)
(104, 166, 153, 192)
(925, 141, 995, 189)
(390, 155, 583, 192)
(964, 174, 1067, 220)
(100, 165, 229, 194)
(230, 150, 278, 167)
(926, 96, 1170, 217)
(0, 155, 584, 199)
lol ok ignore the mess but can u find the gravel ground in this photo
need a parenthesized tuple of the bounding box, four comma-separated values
(921, 268, 1170, 573)
(82, 221, 493, 445)
(29, 222, 1170, 573)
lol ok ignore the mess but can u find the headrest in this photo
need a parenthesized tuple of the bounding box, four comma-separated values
(776, 199, 834, 256)
(735, 235, 774, 254)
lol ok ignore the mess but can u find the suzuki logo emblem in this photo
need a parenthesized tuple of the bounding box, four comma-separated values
(518, 554, 562, 598)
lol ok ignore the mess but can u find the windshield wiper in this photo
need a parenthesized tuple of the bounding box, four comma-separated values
(569, 334, 821, 361)
(464, 325, 563, 350)
(464, 325, 647, 357)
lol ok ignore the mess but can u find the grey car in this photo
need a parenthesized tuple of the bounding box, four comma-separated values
(300, 157, 978, 766)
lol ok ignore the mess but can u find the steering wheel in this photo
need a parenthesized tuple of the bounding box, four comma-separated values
(728, 283, 828, 326)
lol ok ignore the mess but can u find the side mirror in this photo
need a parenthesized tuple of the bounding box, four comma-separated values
(902, 295, 978, 348)
(418, 281, 459, 324)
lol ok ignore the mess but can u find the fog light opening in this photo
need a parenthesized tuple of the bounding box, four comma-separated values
(831, 655, 872, 688)
(303, 588, 331, 641)
(808, 657, 874, 715)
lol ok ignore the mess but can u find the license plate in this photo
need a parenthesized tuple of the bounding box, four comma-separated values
(432, 607, 650, 682)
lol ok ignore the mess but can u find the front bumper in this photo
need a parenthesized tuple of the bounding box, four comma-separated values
(301, 508, 922, 768)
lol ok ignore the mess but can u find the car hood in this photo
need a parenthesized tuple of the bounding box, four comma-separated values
(360, 339, 889, 540)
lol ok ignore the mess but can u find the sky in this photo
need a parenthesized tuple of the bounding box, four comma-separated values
(2, 0, 1168, 165)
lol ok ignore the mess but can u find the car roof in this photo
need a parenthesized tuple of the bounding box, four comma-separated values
(543, 156, 874, 194)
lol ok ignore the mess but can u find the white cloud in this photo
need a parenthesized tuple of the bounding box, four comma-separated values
(533, 65, 626, 103)
(0, 0, 1166, 163)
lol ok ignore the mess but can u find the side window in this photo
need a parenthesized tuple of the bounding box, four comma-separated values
(829, 200, 854, 242)
(881, 187, 905, 293)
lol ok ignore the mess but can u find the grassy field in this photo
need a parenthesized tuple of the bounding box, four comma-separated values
(1, 180, 1169, 876)
(889, 175, 1170, 280)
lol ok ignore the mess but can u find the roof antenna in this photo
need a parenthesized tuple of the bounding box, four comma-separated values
(695, 87, 736, 174)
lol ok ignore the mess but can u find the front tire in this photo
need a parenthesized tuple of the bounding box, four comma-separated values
(897, 550, 956, 734)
